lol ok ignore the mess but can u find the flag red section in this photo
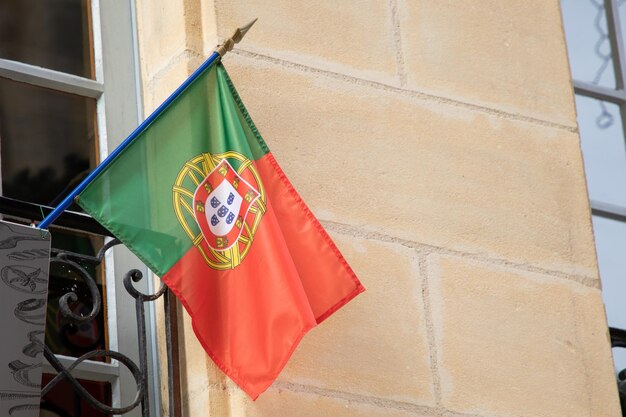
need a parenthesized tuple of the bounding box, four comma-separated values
(256, 153, 365, 322)
(162, 153, 364, 399)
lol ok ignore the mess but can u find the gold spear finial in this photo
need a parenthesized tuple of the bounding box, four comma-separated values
(215, 18, 258, 57)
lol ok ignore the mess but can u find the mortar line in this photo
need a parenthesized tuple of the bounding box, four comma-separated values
(145, 48, 204, 92)
(229, 48, 578, 133)
(388, 0, 408, 87)
(320, 220, 600, 289)
(185, 382, 227, 397)
(271, 381, 494, 417)
(570, 293, 595, 413)
(443, 412, 493, 417)
(418, 253, 443, 406)
(272, 380, 442, 415)
(212, 0, 220, 35)
(182, 0, 203, 55)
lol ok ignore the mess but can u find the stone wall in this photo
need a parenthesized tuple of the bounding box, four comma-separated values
(135, 1, 621, 416)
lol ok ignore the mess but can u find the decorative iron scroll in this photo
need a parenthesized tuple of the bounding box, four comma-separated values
(42, 238, 177, 417)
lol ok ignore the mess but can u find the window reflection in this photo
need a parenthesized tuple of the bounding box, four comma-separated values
(0, 77, 97, 209)
(41, 373, 111, 417)
(562, 0, 626, 383)
(592, 215, 626, 373)
(0, 0, 94, 79)
(562, 0, 616, 88)
(575, 95, 626, 207)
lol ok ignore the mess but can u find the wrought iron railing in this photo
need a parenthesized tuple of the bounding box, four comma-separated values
(0, 196, 180, 417)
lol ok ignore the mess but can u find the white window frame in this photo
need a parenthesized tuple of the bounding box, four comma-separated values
(0, 1, 161, 416)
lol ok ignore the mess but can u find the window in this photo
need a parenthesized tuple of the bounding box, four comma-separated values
(561, 0, 626, 391)
(0, 1, 160, 415)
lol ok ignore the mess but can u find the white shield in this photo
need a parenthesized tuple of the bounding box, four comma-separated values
(205, 180, 244, 236)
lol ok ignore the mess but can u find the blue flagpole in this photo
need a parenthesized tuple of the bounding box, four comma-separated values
(37, 51, 220, 230)
(37, 19, 257, 230)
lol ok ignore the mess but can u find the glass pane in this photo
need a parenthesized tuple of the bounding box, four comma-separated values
(41, 373, 111, 417)
(562, 0, 616, 88)
(0, 77, 97, 209)
(592, 215, 626, 373)
(0, 0, 94, 79)
(45, 228, 107, 359)
(575, 95, 626, 207)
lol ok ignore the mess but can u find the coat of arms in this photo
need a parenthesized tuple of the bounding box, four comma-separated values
(173, 151, 266, 270)
(193, 159, 260, 251)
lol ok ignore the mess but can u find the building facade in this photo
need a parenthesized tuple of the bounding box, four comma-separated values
(0, 0, 622, 416)
(135, 0, 621, 416)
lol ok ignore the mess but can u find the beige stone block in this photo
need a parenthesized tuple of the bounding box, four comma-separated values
(573, 283, 623, 416)
(280, 234, 434, 405)
(200, 0, 219, 53)
(181, 0, 203, 55)
(152, 289, 170, 415)
(179, 311, 211, 415)
(135, 0, 188, 79)
(184, 322, 232, 388)
(143, 56, 201, 113)
(398, 0, 577, 126)
(203, 386, 432, 417)
(428, 255, 620, 417)
(224, 54, 596, 276)
(214, 0, 398, 84)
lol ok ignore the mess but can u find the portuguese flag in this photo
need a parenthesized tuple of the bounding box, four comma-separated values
(76, 62, 365, 399)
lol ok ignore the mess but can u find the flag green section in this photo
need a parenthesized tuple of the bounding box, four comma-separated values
(77, 63, 269, 276)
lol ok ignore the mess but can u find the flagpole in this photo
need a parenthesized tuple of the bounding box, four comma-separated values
(37, 19, 257, 230)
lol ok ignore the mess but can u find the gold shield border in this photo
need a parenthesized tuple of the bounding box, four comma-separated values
(172, 151, 266, 270)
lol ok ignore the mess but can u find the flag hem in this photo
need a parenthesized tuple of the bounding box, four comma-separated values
(263, 153, 365, 321)
(219, 64, 270, 155)
(316, 281, 365, 324)
(161, 269, 316, 400)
